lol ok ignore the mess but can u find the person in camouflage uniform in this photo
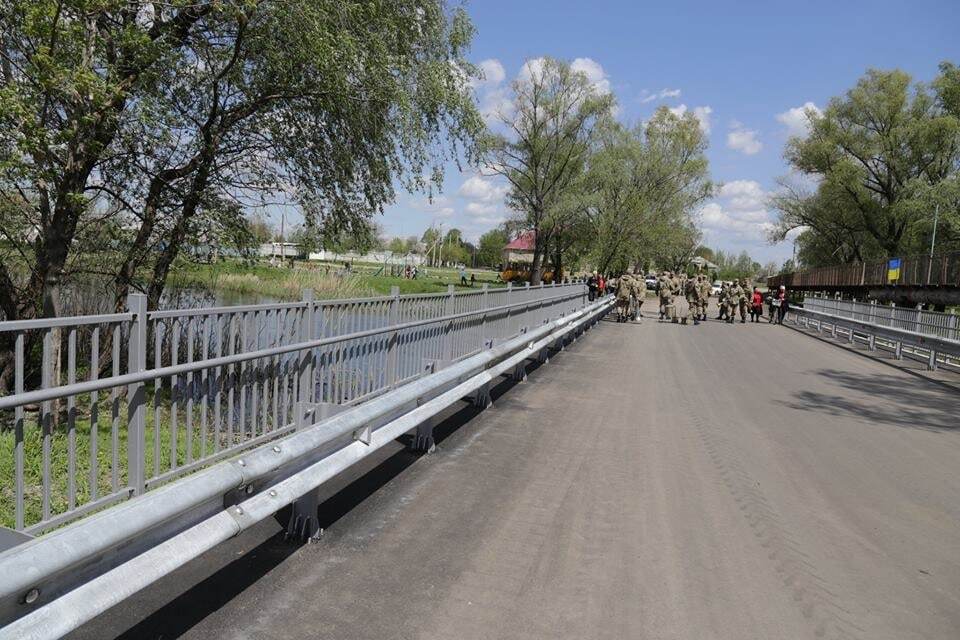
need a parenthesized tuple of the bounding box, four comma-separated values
(614, 273, 632, 322)
(684, 275, 701, 325)
(658, 271, 673, 322)
(726, 280, 741, 323)
(629, 272, 646, 321)
(737, 278, 750, 323)
(699, 274, 712, 321)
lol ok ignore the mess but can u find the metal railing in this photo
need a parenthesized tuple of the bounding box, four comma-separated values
(768, 249, 960, 290)
(0, 282, 587, 535)
(802, 296, 960, 341)
(0, 287, 613, 640)
(790, 303, 960, 372)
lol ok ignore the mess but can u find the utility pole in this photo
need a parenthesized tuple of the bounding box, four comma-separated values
(927, 203, 940, 285)
(930, 203, 940, 258)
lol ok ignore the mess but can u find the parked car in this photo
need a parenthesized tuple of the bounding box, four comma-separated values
(644, 274, 657, 288)
(711, 281, 722, 296)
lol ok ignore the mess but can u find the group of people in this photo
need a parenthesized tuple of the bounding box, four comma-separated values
(612, 272, 647, 322)
(587, 269, 790, 326)
(654, 272, 712, 325)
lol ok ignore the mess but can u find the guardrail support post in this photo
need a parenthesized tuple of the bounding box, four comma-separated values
(126, 293, 147, 496)
(895, 341, 903, 360)
(928, 349, 938, 371)
(868, 333, 876, 351)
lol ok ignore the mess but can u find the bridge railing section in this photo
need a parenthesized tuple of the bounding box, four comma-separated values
(792, 302, 960, 372)
(803, 296, 960, 341)
(0, 282, 587, 535)
(768, 250, 960, 290)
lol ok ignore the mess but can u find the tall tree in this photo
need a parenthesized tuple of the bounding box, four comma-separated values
(773, 66, 960, 263)
(481, 57, 614, 284)
(477, 227, 508, 267)
(0, 1, 483, 315)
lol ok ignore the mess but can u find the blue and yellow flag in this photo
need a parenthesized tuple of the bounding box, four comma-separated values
(887, 258, 901, 282)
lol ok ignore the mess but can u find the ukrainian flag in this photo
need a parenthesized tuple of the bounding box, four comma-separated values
(887, 258, 901, 282)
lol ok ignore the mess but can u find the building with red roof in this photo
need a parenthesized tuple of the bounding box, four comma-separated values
(502, 231, 536, 264)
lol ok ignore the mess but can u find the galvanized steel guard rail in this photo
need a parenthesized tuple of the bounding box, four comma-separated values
(803, 295, 960, 341)
(0, 282, 586, 536)
(790, 304, 960, 372)
(0, 284, 613, 639)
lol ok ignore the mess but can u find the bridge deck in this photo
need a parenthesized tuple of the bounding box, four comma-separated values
(70, 309, 960, 640)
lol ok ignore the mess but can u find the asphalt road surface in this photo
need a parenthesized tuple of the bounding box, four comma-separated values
(71, 307, 960, 640)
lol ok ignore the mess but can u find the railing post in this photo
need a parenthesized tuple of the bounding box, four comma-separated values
(386, 286, 400, 386)
(443, 284, 455, 363)
(126, 293, 147, 496)
(297, 289, 315, 427)
(480, 283, 490, 349)
(949, 311, 958, 342)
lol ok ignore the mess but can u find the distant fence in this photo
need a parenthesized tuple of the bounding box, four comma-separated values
(307, 249, 427, 266)
(0, 282, 587, 535)
(768, 250, 960, 290)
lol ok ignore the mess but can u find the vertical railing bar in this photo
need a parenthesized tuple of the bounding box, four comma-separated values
(110, 325, 120, 492)
(153, 322, 162, 477)
(185, 318, 194, 466)
(239, 312, 248, 441)
(67, 327, 77, 511)
(170, 320, 179, 472)
(41, 329, 52, 522)
(227, 314, 236, 449)
(213, 314, 223, 454)
(14, 334, 25, 530)
(200, 317, 209, 460)
(89, 328, 99, 503)
(126, 293, 148, 496)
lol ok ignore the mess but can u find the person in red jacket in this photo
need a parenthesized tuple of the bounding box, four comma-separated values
(598, 275, 606, 297)
(749, 287, 764, 322)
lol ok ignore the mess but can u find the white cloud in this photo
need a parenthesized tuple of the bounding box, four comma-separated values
(726, 121, 762, 155)
(570, 57, 611, 95)
(669, 104, 713, 135)
(719, 179, 766, 210)
(640, 88, 681, 103)
(411, 194, 454, 218)
(465, 201, 499, 216)
(473, 59, 506, 89)
(458, 175, 508, 202)
(518, 57, 547, 84)
(700, 180, 773, 241)
(776, 102, 822, 137)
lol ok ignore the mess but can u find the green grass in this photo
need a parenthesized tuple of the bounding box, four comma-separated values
(0, 386, 271, 531)
(169, 259, 506, 300)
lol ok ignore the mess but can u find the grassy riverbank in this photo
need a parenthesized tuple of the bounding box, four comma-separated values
(169, 260, 504, 300)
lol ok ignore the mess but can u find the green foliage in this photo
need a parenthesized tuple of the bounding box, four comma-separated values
(772, 65, 960, 265)
(0, 0, 483, 318)
(476, 227, 508, 268)
(480, 57, 615, 283)
(574, 109, 712, 274)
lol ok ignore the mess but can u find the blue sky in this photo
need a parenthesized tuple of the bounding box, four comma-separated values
(368, 1, 959, 264)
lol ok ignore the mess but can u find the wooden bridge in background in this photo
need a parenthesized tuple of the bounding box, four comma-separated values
(767, 250, 960, 307)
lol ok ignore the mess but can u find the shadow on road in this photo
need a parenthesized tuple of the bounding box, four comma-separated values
(781, 368, 958, 432)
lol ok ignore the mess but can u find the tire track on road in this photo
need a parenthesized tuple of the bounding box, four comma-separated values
(678, 329, 866, 640)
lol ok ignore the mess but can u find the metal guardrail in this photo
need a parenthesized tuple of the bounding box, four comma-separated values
(768, 249, 960, 290)
(790, 305, 960, 372)
(802, 296, 960, 341)
(0, 282, 587, 536)
(0, 285, 612, 640)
